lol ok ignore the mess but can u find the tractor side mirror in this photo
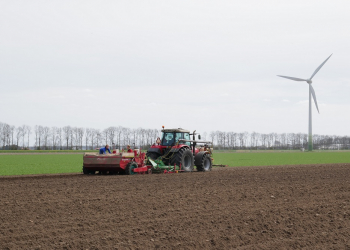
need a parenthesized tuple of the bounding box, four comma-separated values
(198, 134, 201, 140)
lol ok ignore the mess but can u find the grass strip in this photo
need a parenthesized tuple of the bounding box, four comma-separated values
(1, 151, 350, 176)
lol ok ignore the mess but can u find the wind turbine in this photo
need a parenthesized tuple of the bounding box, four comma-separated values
(277, 54, 332, 151)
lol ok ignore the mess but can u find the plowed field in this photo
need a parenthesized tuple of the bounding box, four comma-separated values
(1, 164, 350, 249)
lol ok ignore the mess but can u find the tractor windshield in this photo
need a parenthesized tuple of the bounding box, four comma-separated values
(161, 132, 175, 146)
(161, 132, 190, 146)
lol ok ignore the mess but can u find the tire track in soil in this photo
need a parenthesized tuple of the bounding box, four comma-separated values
(1, 164, 350, 249)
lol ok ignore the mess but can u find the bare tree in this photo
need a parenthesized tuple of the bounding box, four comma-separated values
(228, 132, 237, 149)
(145, 129, 152, 146)
(51, 127, 58, 150)
(102, 128, 109, 145)
(34, 125, 45, 149)
(139, 128, 146, 148)
(153, 129, 160, 143)
(15, 127, 22, 148)
(63, 126, 71, 149)
(21, 125, 28, 149)
(70, 127, 75, 149)
(90, 129, 97, 149)
(26, 126, 32, 149)
(106, 127, 117, 148)
(122, 127, 131, 147)
(72, 127, 80, 150)
(42, 127, 50, 149)
(209, 131, 216, 147)
(57, 127, 63, 150)
(115, 126, 122, 149)
(10, 125, 15, 145)
(78, 127, 84, 150)
(0, 122, 9, 148)
(261, 134, 268, 148)
(96, 129, 102, 148)
(0, 122, 4, 148)
(85, 128, 92, 150)
(34, 125, 38, 149)
(238, 132, 245, 149)
(251, 132, 257, 149)
(269, 133, 276, 149)
(131, 128, 138, 148)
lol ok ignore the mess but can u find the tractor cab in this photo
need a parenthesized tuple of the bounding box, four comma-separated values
(161, 128, 191, 147)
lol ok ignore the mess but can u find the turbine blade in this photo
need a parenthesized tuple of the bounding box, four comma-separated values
(310, 85, 320, 113)
(310, 54, 332, 80)
(277, 75, 307, 81)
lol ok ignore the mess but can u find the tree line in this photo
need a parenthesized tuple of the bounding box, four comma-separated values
(0, 122, 160, 150)
(209, 131, 350, 150)
(1, 121, 349, 150)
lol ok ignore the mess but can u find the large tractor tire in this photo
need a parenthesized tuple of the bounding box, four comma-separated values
(125, 162, 138, 175)
(146, 152, 160, 161)
(169, 147, 194, 172)
(195, 152, 212, 172)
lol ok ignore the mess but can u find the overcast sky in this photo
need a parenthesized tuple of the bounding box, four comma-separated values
(1, 0, 349, 136)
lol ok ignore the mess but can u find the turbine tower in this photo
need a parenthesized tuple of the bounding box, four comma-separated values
(277, 54, 332, 151)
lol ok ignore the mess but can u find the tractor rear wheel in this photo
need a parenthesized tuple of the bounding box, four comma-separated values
(196, 153, 212, 172)
(125, 162, 138, 175)
(169, 148, 194, 172)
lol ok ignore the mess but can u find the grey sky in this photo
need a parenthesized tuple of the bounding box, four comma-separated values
(1, 0, 349, 135)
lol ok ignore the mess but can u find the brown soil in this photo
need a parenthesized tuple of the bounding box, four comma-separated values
(1, 164, 350, 249)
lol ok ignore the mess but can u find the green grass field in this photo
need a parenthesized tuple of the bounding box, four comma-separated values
(0, 154, 83, 176)
(213, 151, 350, 167)
(1, 151, 350, 176)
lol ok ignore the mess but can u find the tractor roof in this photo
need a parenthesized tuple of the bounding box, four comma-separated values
(162, 128, 190, 133)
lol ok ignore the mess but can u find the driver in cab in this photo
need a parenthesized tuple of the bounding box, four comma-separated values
(165, 134, 175, 145)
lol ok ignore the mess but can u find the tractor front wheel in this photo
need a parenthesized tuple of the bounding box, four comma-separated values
(146, 152, 160, 161)
(169, 148, 194, 172)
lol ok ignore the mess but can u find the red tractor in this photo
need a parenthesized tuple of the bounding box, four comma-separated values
(146, 127, 213, 172)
